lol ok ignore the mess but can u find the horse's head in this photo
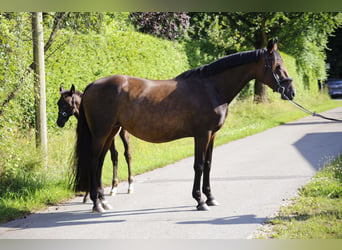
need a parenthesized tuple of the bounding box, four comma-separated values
(259, 39, 296, 100)
(56, 84, 79, 127)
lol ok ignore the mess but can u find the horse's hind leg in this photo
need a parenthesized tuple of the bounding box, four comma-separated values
(97, 149, 112, 211)
(89, 136, 113, 213)
(93, 126, 121, 212)
(83, 192, 89, 203)
(109, 139, 119, 196)
(119, 129, 134, 194)
(202, 133, 219, 206)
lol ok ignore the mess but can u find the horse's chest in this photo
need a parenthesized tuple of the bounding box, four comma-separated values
(199, 104, 228, 132)
(212, 105, 228, 130)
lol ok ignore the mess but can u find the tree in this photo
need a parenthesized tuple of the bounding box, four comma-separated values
(276, 13, 342, 86)
(129, 12, 190, 40)
(188, 12, 280, 102)
(215, 12, 284, 102)
(32, 12, 47, 163)
(188, 12, 342, 101)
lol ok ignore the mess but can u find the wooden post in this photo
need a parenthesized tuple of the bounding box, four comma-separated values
(32, 12, 47, 164)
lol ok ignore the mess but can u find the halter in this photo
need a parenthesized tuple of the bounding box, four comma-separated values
(59, 95, 76, 119)
(264, 49, 293, 96)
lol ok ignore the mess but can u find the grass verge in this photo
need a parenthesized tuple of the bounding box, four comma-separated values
(256, 154, 342, 239)
(0, 94, 341, 224)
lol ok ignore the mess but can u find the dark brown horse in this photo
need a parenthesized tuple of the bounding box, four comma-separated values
(57, 85, 134, 203)
(73, 39, 296, 212)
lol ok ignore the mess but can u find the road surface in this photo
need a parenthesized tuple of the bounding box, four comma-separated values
(0, 106, 341, 239)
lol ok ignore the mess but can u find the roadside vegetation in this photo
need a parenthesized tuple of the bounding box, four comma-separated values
(256, 154, 342, 239)
(0, 12, 341, 224)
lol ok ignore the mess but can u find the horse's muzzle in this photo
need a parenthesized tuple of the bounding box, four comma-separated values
(56, 117, 66, 128)
(281, 90, 295, 100)
(280, 79, 295, 101)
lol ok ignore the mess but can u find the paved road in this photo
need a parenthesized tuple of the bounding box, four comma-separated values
(1, 106, 342, 239)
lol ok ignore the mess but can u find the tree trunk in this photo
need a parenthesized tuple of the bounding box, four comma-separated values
(32, 12, 47, 164)
(254, 79, 268, 103)
(253, 16, 268, 103)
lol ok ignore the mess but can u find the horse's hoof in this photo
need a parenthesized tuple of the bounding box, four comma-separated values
(197, 203, 210, 211)
(206, 199, 219, 206)
(110, 187, 118, 196)
(92, 205, 105, 213)
(128, 184, 134, 194)
(83, 197, 88, 203)
(101, 200, 112, 210)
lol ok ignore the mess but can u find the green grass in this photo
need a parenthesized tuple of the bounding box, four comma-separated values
(0, 93, 341, 224)
(256, 154, 342, 239)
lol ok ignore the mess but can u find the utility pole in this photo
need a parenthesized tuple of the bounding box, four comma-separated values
(32, 12, 47, 164)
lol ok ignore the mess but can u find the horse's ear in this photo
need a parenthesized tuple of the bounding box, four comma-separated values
(60, 85, 64, 92)
(70, 84, 75, 94)
(267, 38, 278, 54)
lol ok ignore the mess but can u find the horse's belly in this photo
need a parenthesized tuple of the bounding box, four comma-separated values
(119, 111, 192, 143)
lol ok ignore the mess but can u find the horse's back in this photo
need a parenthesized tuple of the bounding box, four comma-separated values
(82, 74, 227, 143)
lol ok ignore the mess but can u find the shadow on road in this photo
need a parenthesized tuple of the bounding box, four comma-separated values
(1, 205, 195, 229)
(177, 214, 267, 225)
(1, 210, 125, 230)
(293, 132, 342, 171)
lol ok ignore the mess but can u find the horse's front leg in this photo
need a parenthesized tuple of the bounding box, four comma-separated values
(192, 134, 211, 211)
(202, 133, 219, 206)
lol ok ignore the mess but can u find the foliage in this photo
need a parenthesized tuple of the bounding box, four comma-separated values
(129, 12, 190, 40)
(276, 13, 342, 90)
(0, 13, 33, 126)
(187, 13, 248, 54)
(187, 12, 342, 94)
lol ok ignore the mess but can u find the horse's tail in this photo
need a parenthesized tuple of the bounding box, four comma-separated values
(72, 84, 93, 192)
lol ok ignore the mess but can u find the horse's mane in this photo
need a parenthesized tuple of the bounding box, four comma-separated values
(176, 49, 265, 80)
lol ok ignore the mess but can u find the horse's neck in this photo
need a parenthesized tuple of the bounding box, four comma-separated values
(211, 63, 257, 104)
(74, 93, 82, 119)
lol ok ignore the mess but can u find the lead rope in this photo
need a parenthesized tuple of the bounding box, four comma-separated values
(282, 93, 342, 122)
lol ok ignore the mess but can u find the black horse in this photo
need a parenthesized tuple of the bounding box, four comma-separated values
(57, 85, 134, 203)
(73, 39, 296, 212)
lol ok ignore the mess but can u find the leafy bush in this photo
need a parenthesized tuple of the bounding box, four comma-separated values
(45, 26, 189, 129)
(129, 12, 190, 40)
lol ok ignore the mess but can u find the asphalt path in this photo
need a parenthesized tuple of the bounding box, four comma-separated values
(0, 106, 342, 239)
